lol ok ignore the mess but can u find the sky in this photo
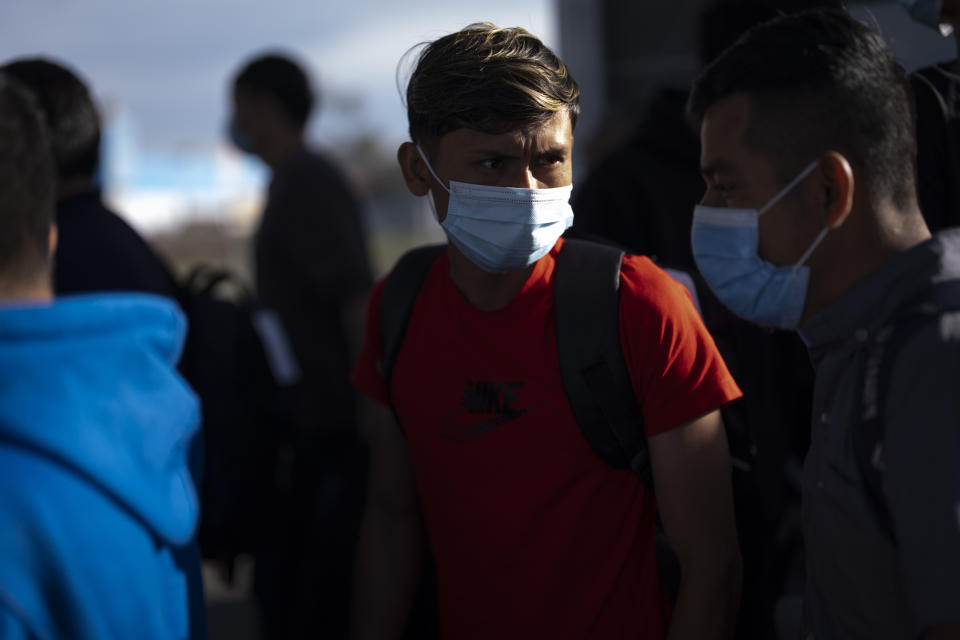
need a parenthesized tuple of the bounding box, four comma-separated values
(2, 1, 955, 234)
(0, 0, 556, 232)
(0, 0, 556, 148)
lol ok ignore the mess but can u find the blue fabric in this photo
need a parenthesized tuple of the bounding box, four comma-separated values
(0, 293, 206, 639)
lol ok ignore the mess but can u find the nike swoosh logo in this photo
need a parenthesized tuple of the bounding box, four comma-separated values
(443, 404, 541, 442)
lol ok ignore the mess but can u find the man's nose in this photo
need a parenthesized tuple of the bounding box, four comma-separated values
(508, 166, 538, 189)
(699, 190, 720, 207)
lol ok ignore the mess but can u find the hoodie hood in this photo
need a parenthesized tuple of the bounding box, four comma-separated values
(0, 293, 199, 545)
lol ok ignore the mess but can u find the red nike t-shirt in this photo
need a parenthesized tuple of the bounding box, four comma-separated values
(351, 238, 741, 639)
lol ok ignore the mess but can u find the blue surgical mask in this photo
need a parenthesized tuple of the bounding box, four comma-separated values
(899, 0, 953, 35)
(691, 161, 828, 329)
(415, 145, 574, 273)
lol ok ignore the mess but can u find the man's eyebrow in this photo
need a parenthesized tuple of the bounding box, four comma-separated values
(466, 147, 516, 157)
(534, 144, 569, 155)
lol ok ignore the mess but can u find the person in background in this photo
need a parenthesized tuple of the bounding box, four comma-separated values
(688, 9, 960, 638)
(899, 0, 960, 231)
(0, 58, 179, 299)
(0, 72, 206, 639)
(351, 22, 742, 640)
(227, 52, 372, 639)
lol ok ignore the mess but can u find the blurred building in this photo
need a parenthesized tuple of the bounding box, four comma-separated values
(557, 0, 956, 175)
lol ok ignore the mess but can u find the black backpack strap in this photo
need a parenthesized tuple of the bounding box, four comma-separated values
(554, 239, 651, 487)
(856, 278, 960, 543)
(379, 244, 447, 408)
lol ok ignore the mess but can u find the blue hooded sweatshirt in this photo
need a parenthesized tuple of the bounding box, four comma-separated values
(0, 294, 205, 639)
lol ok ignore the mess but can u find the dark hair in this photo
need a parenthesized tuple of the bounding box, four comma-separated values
(688, 9, 917, 208)
(696, 0, 845, 67)
(404, 22, 580, 145)
(1, 58, 100, 181)
(233, 53, 315, 128)
(0, 73, 55, 278)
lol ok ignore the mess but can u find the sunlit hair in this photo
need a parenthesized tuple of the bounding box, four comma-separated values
(402, 22, 580, 145)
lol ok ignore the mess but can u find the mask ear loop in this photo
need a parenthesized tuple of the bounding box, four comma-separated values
(758, 160, 819, 216)
(793, 227, 829, 269)
(756, 160, 828, 273)
(415, 144, 451, 195)
(415, 144, 451, 222)
(754, 160, 828, 275)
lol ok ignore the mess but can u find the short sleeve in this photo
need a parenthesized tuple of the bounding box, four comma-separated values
(885, 320, 960, 632)
(618, 256, 742, 437)
(350, 277, 390, 406)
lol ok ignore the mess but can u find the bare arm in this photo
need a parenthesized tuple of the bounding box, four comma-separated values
(351, 398, 425, 640)
(649, 409, 742, 640)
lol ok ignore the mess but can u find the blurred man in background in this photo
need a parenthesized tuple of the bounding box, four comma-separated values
(0, 58, 179, 300)
(227, 52, 372, 639)
(689, 9, 960, 638)
(0, 72, 206, 639)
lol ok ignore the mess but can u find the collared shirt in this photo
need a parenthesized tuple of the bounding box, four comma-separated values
(799, 229, 960, 639)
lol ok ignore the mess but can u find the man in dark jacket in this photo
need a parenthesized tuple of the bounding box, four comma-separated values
(1, 57, 178, 299)
(569, 2, 840, 635)
(688, 10, 960, 637)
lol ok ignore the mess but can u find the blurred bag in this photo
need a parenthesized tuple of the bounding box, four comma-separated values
(177, 265, 299, 580)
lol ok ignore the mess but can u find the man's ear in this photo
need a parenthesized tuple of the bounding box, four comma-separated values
(819, 151, 854, 229)
(397, 142, 432, 196)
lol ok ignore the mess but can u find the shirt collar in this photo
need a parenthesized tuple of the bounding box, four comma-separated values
(799, 233, 950, 364)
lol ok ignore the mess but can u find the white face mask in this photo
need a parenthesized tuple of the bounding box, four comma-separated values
(415, 145, 574, 273)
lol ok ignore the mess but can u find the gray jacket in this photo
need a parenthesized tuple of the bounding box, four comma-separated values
(798, 229, 960, 639)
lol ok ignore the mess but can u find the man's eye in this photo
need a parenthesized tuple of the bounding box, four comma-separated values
(479, 157, 503, 170)
(712, 184, 734, 198)
(537, 154, 564, 166)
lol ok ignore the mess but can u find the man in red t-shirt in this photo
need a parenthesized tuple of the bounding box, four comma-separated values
(350, 23, 742, 640)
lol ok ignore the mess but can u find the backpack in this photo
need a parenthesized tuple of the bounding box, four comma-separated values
(177, 265, 299, 579)
(381, 239, 656, 473)
(854, 279, 960, 543)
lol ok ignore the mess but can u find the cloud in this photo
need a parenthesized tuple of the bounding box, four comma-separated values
(302, 2, 556, 144)
(0, 0, 554, 148)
